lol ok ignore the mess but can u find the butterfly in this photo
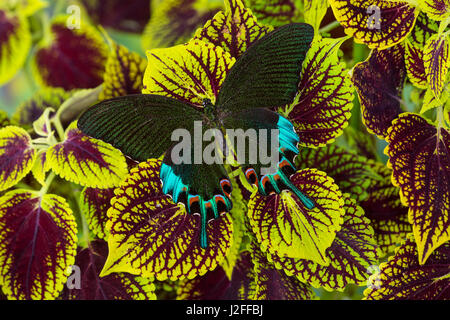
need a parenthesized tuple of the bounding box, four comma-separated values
(78, 23, 315, 248)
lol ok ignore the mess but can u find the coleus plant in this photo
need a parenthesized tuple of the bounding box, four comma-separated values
(0, 0, 447, 300)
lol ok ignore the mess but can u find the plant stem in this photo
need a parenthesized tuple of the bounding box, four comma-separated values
(39, 171, 56, 196)
(78, 194, 91, 248)
(436, 105, 444, 127)
(319, 21, 341, 34)
(52, 116, 66, 141)
(70, 188, 91, 248)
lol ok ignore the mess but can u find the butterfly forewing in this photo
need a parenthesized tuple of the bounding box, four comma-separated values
(216, 23, 314, 114)
(78, 94, 204, 162)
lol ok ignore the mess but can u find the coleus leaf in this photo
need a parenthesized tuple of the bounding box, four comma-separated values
(0, 126, 36, 192)
(193, 0, 273, 58)
(100, 42, 147, 101)
(404, 12, 440, 89)
(79, 0, 151, 33)
(296, 143, 410, 255)
(142, 0, 222, 50)
(80, 187, 115, 240)
(421, 84, 450, 114)
(250, 244, 315, 300)
(360, 161, 411, 256)
(328, 0, 419, 50)
(344, 126, 379, 161)
(60, 240, 156, 300)
(268, 195, 379, 291)
(220, 180, 247, 279)
(287, 37, 353, 147)
(178, 248, 315, 300)
(247, 168, 344, 265)
(405, 39, 428, 89)
(295, 145, 372, 202)
(0, 190, 77, 300)
(0, 111, 14, 129)
(303, 0, 329, 32)
(101, 159, 233, 281)
(1, 0, 48, 17)
(244, 0, 303, 27)
(420, 0, 450, 21)
(33, 15, 108, 90)
(352, 44, 406, 138)
(364, 234, 450, 300)
(154, 280, 178, 300)
(46, 122, 128, 189)
(177, 252, 255, 300)
(12, 88, 71, 128)
(385, 112, 450, 264)
(31, 150, 49, 186)
(423, 33, 450, 99)
(32, 107, 54, 139)
(143, 39, 235, 106)
(408, 11, 440, 48)
(0, 9, 31, 86)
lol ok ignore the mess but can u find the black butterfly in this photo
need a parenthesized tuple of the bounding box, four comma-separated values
(78, 23, 315, 248)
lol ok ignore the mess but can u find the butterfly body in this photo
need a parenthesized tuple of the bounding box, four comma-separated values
(78, 23, 315, 249)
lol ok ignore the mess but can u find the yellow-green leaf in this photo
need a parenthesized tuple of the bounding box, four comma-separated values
(328, 0, 419, 50)
(385, 112, 450, 265)
(364, 234, 450, 300)
(0, 9, 31, 86)
(101, 159, 233, 281)
(46, 121, 128, 188)
(420, 85, 450, 113)
(220, 180, 247, 280)
(193, 0, 273, 58)
(423, 33, 450, 99)
(100, 42, 147, 100)
(304, 0, 329, 32)
(143, 39, 235, 106)
(0, 126, 36, 192)
(420, 0, 450, 21)
(31, 150, 49, 186)
(269, 195, 379, 291)
(244, 0, 303, 27)
(80, 187, 115, 240)
(142, 0, 223, 50)
(0, 190, 77, 300)
(247, 169, 345, 265)
(288, 37, 353, 147)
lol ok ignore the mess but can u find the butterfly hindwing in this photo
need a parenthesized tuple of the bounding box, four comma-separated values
(161, 123, 232, 248)
(78, 94, 204, 162)
(216, 23, 314, 114)
(223, 108, 314, 209)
